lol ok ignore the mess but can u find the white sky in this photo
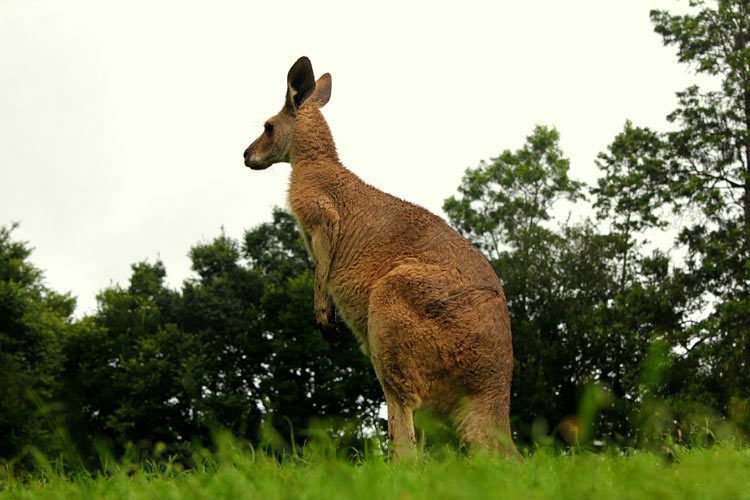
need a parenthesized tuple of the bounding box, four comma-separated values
(1, 0, 696, 316)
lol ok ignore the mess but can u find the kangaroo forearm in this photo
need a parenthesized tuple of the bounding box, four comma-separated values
(310, 216, 339, 321)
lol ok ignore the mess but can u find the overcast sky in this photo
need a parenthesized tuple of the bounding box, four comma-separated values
(1, 0, 696, 315)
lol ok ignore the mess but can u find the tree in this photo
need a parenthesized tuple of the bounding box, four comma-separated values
(444, 126, 583, 260)
(63, 261, 205, 461)
(0, 224, 75, 463)
(651, 0, 750, 232)
(650, 0, 750, 421)
(177, 234, 268, 441)
(592, 121, 670, 286)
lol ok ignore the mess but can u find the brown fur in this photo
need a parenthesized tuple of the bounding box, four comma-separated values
(244, 57, 517, 459)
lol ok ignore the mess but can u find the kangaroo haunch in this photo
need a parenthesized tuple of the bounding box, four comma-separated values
(243, 57, 517, 459)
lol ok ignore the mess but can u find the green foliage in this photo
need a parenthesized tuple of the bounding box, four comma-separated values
(62, 261, 207, 463)
(178, 234, 267, 440)
(649, 0, 750, 425)
(0, 224, 76, 464)
(243, 208, 310, 281)
(592, 122, 669, 285)
(444, 125, 583, 260)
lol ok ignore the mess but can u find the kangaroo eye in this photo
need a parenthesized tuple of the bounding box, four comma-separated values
(264, 123, 274, 134)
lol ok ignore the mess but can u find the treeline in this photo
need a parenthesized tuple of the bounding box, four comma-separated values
(1, 0, 749, 469)
(0, 216, 382, 468)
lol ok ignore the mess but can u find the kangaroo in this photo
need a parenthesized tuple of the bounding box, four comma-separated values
(243, 57, 517, 459)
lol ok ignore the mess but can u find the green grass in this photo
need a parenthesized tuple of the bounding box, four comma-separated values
(2, 445, 750, 499)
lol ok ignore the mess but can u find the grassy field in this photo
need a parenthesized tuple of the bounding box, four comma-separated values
(2, 443, 750, 500)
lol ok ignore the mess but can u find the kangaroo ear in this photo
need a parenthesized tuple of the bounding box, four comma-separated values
(311, 73, 332, 108)
(285, 56, 316, 114)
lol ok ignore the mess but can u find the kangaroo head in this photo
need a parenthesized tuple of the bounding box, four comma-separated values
(244, 57, 332, 170)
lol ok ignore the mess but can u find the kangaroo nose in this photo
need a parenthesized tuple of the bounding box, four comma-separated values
(243, 147, 249, 159)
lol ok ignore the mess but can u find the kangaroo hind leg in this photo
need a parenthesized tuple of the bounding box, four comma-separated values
(454, 392, 518, 459)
